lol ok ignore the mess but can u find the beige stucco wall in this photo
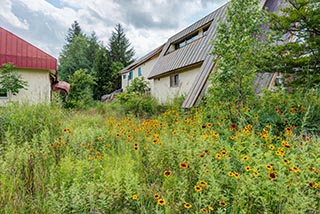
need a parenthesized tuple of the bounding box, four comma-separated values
(0, 69, 51, 106)
(151, 66, 200, 104)
(121, 55, 159, 91)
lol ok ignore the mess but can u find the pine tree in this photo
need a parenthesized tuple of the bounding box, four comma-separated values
(108, 24, 135, 67)
(92, 46, 113, 99)
(66, 21, 82, 43)
(59, 23, 101, 82)
(58, 34, 91, 81)
(260, 0, 320, 88)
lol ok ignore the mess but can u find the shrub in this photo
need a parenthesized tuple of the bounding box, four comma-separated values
(64, 69, 96, 109)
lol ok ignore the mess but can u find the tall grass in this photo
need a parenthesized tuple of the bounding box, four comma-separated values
(0, 94, 319, 213)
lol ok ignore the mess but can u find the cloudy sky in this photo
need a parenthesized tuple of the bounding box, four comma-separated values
(0, 0, 228, 60)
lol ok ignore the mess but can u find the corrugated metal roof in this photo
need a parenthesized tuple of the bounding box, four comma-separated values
(182, 0, 284, 108)
(0, 27, 57, 71)
(148, 4, 228, 79)
(119, 44, 164, 74)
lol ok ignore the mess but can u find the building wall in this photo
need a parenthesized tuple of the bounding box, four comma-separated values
(151, 66, 200, 104)
(0, 69, 51, 105)
(121, 55, 159, 91)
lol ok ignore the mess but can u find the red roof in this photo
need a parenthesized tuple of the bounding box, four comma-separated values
(0, 27, 57, 71)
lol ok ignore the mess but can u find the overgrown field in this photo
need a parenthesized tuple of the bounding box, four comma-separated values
(0, 94, 319, 213)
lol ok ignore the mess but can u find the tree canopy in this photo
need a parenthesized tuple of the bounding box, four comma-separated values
(108, 24, 135, 67)
(259, 0, 320, 88)
(58, 21, 135, 104)
(209, 0, 269, 115)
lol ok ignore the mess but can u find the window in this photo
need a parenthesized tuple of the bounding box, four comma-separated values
(129, 71, 133, 80)
(138, 67, 142, 77)
(170, 74, 179, 87)
(174, 32, 199, 50)
(203, 25, 209, 36)
(0, 88, 8, 98)
(123, 74, 126, 79)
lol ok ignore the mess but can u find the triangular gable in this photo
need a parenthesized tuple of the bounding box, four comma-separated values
(0, 27, 57, 71)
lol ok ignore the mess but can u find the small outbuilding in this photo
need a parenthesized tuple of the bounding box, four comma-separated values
(0, 27, 69, 105)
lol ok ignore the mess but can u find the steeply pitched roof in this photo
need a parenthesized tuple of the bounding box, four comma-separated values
(148, 3, 228, 79)
(119, 44, 164, 74)
(147, 0, 283, 108)
(0, 27, 57, 71)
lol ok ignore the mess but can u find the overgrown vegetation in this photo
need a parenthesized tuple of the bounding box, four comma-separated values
(115, 77, 162, 117)
(0, 0, 319, 213)
(0, 92, 319, 213)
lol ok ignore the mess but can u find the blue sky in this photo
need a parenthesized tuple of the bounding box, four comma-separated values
(0, 0, 228, 59)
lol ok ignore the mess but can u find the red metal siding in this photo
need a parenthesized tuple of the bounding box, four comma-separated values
(0, 27, 57, 71)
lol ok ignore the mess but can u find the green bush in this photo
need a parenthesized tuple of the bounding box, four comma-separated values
(116, 92, 160, 117)
(64, 69, 96, 109)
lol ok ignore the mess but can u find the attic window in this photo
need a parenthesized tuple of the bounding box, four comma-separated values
(174, 32, 199, 50)
(203, 25, 209, 36)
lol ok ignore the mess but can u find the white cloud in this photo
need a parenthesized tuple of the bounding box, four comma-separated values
(2, 0, 229, 58)
(0, 0, 29, 29)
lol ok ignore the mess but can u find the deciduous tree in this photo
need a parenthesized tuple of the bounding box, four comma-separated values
(0, 63, 28, 98)
(209, 0, 269, 116)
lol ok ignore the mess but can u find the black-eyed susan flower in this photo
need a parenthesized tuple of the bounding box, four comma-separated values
(132, 194, 138, 200)
(194, 185, 202, 192)
(243, 155, 249, 161)
(283, 159, 290, 164)
(266, 164, 273, 170)
(228, 172, 234, 177)
(164, 170, 172, 177)
(199, 180, 208, 187)
(245, 166, 251, 171)
(290, 166, 300, 173)
(253, 170, 260, 177)
(219, 201, 227, 207)
(208, 206, 214, 211)
(269, 144, 275, 150)
(281, 141, 288, 147)
(153, 194, 160, 199)
(276, 148, 285, 156)
(308, 182, 314, 188)
(184, 203, 192, 209)
(268, 171, 277, 180)
(234, 172, 240, 179)
(201, 207, 207, 212)
(157, 198, 166, 206)
(215, 153, 222, 159)
(179, 162, 189, 169)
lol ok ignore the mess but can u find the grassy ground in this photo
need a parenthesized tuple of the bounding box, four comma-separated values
(0, 98, 319, 213)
